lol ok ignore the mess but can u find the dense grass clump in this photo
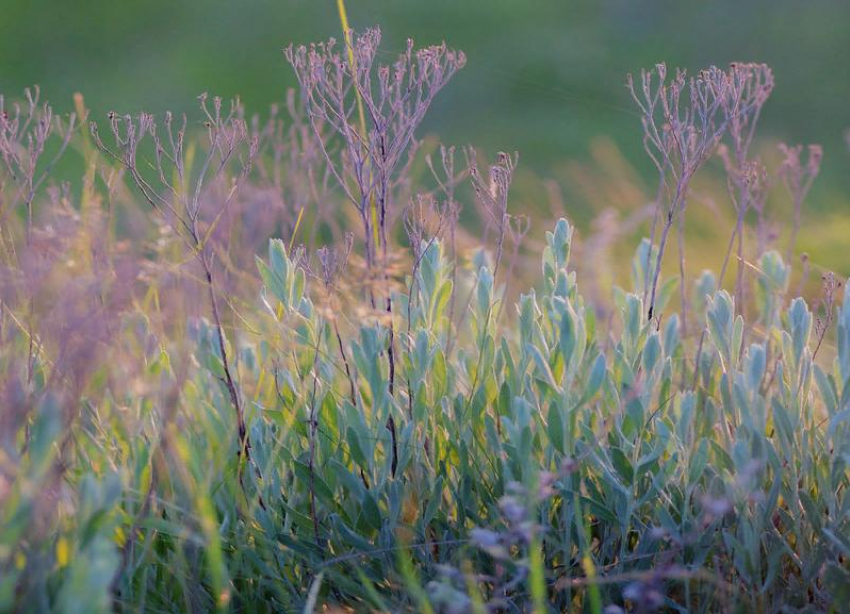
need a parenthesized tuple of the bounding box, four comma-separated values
(1, 27, 849, 614)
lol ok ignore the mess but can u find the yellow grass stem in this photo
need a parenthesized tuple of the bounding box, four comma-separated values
(336, 0, 380, 251)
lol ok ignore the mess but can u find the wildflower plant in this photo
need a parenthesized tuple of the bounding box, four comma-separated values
(0, 25, 849, 614)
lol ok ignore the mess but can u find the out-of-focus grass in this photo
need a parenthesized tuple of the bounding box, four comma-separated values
(3, 0, 850, 196)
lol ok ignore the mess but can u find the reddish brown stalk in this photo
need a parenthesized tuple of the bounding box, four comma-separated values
(307, 326, 325, 549)
(90, 97, 267, 506)
(627, 65, 739, 321)
(287, 28, 464, 478)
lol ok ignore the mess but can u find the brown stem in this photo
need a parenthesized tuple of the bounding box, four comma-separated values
(647, 210, 674, 321)
(307, 329, 324, 549)
(201, 256, 266, 510)
(735, 212, 746, 312)
(384, 297, 398, 477)
(333, 319, 357, 407)
(205, 264, 246, 450)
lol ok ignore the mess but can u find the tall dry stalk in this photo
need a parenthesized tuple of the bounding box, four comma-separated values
(90, 97, 266, 505)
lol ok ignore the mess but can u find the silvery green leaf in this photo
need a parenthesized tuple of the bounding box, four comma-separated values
(586, 353, 607, 400)
(476, 266, 493, 319)
(745, 343, 766, 393)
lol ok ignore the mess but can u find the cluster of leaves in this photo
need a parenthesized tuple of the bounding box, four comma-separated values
(1, 27, 849, 614)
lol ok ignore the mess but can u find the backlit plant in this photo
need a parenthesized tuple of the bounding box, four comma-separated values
(0, 26, 848, 614)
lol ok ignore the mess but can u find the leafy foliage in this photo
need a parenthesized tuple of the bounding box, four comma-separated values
(1, 27, 849, 614)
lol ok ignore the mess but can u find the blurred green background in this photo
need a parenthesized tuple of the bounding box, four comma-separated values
(2, 0, 849, 256)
